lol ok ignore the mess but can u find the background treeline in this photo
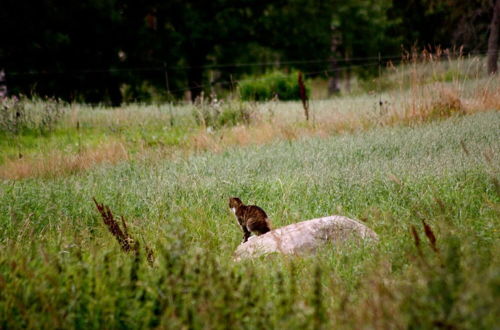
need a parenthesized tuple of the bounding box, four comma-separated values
(0, 0, 496, 104)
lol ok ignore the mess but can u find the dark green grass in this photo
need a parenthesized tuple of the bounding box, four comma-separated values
(0, 111, 498, 328)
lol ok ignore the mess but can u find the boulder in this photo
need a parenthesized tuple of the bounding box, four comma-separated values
(234, 215, 378, 261)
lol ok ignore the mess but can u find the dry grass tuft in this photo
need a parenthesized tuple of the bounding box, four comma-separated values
(474, 85, 500, 110)
(0, 141, 129, 180)
(389, 86, 465, 125)
(187, 121, 304, 153)
(427, 88, 464, 118)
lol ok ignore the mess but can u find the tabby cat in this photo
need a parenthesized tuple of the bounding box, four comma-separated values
(229, 197, 271, 243)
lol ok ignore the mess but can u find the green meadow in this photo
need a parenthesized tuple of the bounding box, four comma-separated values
(3, 0, 500, 327)
(1, 107, 498, 328)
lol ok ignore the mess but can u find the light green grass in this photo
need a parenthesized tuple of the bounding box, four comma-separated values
(0, 111, 498, 328)
(1, 60, 499, 167)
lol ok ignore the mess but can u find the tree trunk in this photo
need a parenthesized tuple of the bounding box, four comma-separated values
(187, 52, 206, 102)
(188, 67, 204, 102)
(344, 51, 351, 93)
(328, 27, 341, 95)
(108, 77, 122, 107)
(487, 0, 500, 74)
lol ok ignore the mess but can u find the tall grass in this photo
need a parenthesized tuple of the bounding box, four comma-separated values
(0, 96, 65, 136)
(0, 111, 498, 328)
(1, 90, 498, 180)
(1, 54, 498, 179)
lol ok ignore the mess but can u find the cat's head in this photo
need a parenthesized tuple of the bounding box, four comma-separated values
(229, 197, 243, 209)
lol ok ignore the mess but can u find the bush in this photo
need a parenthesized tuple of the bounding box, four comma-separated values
(0, 96, 65, 135)
(192, 96, 254, 128)
(216, 103, 253, 127)
(428, 88, 464, 119)
(239, 71, 310, 101)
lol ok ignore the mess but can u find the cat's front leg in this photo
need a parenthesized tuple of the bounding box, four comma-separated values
(242, 225, 251, 243)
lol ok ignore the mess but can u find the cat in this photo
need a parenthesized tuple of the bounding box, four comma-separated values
(229, 197, 271, 243)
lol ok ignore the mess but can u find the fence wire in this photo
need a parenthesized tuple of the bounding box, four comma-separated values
(1, 49, 491, 101)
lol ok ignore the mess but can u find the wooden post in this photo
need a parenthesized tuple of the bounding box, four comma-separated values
(328, 27, 341, 96)
(298, 72, 309, 121)
(163, 62, 170, 95)
(0, 69, 7, 98)
(487, 0, 500, 74)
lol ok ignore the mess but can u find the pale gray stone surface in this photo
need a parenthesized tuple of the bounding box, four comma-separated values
(234, 215, 378, 261)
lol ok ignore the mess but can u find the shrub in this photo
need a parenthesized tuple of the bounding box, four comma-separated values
(217, 102, 255, 127)
(239, 71, 310, 101)
(192, 95, 254, 128)
(428, 88, 464, 118)
(0, 96, 65, 135)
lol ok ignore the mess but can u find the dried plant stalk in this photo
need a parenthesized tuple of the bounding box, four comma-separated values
(298, 72, 309, 121)
(145, 246, 155, 266)
(422, 220, 438, 253)
(410, 225, 421, 249)
(93, 198, 133, 252)
(93, 198, 155, 265)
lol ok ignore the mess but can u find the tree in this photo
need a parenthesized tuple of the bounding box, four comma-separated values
(158, 0, 271, 101)
(389, 0, 492, 52)
(488, 0, 500, 74)
(328, 0, 398, 94)
(1, 0, 494, 103)
(0, 0, 125, 104)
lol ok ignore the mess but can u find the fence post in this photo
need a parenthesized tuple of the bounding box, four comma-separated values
(163, 62, 170, 95)
(0, 69, 7, 98)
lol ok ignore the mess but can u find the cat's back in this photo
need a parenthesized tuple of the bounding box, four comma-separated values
(246, 204, 268, 219)
(246, 205, 271, 231)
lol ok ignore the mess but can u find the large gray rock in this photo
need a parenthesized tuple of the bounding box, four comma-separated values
(234, 215, 378, 261)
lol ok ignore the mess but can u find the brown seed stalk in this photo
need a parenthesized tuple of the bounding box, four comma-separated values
(410, 225, 421, 249)
(422, 220, 438, 253)
(93, 197, 133, 252)
(298, 72, 309, 121)
(93, 198, 155, 266)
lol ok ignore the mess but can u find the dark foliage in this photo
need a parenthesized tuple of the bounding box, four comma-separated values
(0, 0, 495, 103)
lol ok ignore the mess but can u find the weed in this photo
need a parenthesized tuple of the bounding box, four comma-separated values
(0, 95, 65, 135)
(93, 198, 136, 252)
(192, 93, 255, 129)
(298, 72, 309, 121)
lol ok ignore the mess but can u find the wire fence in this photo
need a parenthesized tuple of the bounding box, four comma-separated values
(162, 49, 491, 95)
(1, 48, 492, 100)
(5, 48, 491, 77)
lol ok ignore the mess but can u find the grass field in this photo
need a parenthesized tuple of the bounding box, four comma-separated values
(1, 104, 499, 328)
(0, 56, 499, 328)
(1, 75, 499, 180)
